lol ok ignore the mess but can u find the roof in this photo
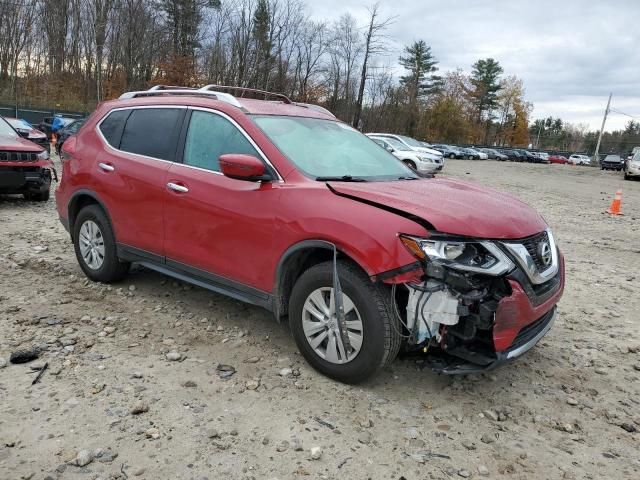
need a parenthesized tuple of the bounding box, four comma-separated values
(113, 86, 335, 120)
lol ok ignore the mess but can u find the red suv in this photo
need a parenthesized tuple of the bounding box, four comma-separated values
(0, 116, 55, 201)
(56, 85, 565, 383)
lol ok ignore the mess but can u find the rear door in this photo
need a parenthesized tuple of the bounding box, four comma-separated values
(162, 108, 281, 293)
(93, 106, 186, 257)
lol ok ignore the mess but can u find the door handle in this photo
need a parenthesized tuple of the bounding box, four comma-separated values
(167, 182, 189, 193)
(98, 162, 114, 172)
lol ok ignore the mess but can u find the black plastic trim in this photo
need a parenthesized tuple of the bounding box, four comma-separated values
(117, 243, 273, 311)
(371, 261, 422, 282)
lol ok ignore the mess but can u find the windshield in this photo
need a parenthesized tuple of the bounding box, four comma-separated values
(395, 134, 423, 148)
(6, 118, 29, 130)
(604, 155, 620, 161)
(254, 116, 416, 180)
(0, 117, 18, 138)
(374, 136, 406, 150)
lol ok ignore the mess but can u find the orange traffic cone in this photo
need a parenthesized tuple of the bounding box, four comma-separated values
(606, 190, 623, 215)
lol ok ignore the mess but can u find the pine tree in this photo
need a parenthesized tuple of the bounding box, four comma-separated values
(399, 40, 441, 136)
(469, 58, 503, 142)
(252, 0, 272, 89)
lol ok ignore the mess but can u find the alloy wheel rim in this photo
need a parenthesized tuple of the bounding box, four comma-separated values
(302, 287, 364, 364)
(79, 220, 105, 270)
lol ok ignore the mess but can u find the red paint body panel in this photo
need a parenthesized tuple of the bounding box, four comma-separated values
(56, 120, 169, 254)
(493, 253, 565, 351)
(328, 177, 547, 239)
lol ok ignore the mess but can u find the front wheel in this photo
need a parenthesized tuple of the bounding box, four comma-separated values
(73, 205, 130, 283)
(449, 153, 455, 159)
(289, 260, 401, 383)
(402, 160, 416, 170)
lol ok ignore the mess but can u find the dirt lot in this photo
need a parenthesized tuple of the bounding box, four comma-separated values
(1, 159, 639, 480)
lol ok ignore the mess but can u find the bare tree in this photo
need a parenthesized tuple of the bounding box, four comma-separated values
(352, 2, 394, 129)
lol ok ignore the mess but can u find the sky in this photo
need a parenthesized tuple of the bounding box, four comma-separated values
(307, 0, 640, 132)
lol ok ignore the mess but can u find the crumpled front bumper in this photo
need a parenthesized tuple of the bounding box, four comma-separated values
(434, 251, 565, 374)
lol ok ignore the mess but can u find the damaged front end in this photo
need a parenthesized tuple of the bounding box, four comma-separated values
(388, 230, 564, 374)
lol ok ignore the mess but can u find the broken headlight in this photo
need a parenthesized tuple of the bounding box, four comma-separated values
(400, 235, 515, 276)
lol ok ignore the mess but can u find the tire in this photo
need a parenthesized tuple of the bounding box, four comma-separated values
(403, 160, 416, 170)
(449, 153, 455, 159)
(289, 260, 401, 383)
(73, 204, 129, 283)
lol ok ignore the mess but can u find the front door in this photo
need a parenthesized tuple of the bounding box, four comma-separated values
(163, 108, 281, 293)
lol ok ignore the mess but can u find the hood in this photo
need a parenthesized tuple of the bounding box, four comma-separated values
(328, 177, 547, 239)
(411, 146, 442, 156)
(0, 133, 44, 152)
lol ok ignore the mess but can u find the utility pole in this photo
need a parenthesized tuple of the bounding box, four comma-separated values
(592, 93, 612, 166)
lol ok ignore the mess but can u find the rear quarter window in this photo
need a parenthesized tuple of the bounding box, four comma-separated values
(99, 110, 131, 148)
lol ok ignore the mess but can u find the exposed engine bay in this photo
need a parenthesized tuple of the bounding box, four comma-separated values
(393, 262, 511, 372)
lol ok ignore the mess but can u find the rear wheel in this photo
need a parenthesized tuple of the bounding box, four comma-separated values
(289, 260, 401, 383)
(73, 205, 129, 282)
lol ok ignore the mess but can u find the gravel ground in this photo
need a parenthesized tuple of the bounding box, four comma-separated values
(1, 159, 639, 480)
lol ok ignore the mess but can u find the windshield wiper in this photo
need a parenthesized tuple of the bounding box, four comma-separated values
(397, 176, 418, 180)
(315, 175, 368, 182)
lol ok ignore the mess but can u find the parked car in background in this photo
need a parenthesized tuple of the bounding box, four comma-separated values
(366, 133, 444, 161)
(600, 154, 624, 171)
(4, 117, 50, 152)
(469, 148, 488, 160)
(517, 149, 539, 163)
(535, 152, 550, 163)
(55, 119, 86, 155)
(458, 147, 481, 160)
(370, 136, 442, 174)
(568, 154, 591, 166)
(432, 144, 464, 159)
(481, 148, 508, 161)
(624, 151, 640, 180)
(549, 154, 569, 164)
(497, 148, 521, 161)
(37, 115, 77, 140)
(0, 116, 54, 201)
(55, 85, 564, 382)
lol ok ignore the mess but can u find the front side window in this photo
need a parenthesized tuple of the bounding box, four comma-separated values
(119, 108, 183, 161)
(254, 116, 415, 181)
(182, 110, 259, 172)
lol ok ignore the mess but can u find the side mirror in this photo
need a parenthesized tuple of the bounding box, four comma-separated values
(219, 154, 271, 181)
(386, 146, 395, 153)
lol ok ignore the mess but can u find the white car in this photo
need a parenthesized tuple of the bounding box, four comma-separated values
(569, 154, 591, 166)
(468, 147, 488, 160)
(370, 136, 443, 174)
(366, 133, 444, 163)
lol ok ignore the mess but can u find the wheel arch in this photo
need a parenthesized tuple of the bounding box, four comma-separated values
(67, 189, 113, 240)
(273, 240, 370, 321)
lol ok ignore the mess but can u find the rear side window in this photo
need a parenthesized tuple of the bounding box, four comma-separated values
(99, 110, 131, 148)
(119, 108, 184, 161)
(182, 110, 259, 172)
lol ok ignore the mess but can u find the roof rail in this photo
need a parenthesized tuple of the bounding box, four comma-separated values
(199, 85, 293, 104)
(119, 85, 243, 108)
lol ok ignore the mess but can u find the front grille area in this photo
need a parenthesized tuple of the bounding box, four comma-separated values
(0, 151, 38, 162)
(520, 230, 549, 271)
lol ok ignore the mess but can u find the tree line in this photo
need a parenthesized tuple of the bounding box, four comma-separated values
(530, 116, 640, 155)
(0, 0, 549, 148)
